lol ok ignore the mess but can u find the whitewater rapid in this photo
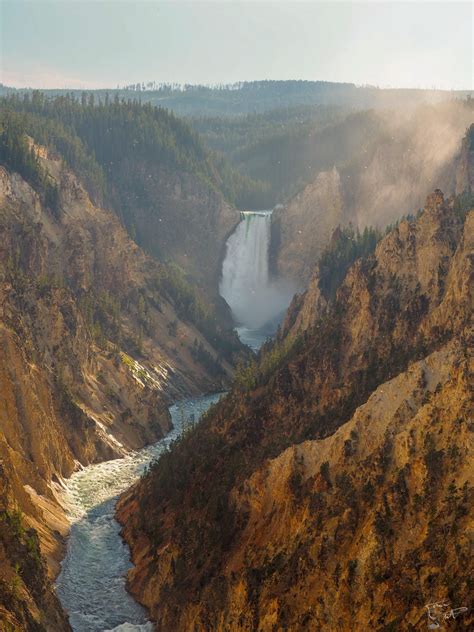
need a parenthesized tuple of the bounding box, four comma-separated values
(220, 210, 295, 350)
(56, 393, 223, 632)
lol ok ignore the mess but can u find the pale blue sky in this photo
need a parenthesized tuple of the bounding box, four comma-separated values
(1, 1, 472, 90)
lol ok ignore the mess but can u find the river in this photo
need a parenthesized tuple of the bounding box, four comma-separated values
(56, 393, 223, 631)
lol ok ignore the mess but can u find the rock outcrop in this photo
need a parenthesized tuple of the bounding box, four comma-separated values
(271, 167, 344, 284)
(118, 191, 473, 631)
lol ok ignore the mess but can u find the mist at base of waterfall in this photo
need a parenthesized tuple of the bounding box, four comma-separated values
(226, 278, 296, 331)
(220, 211, 296, 349)
(235, 288, 294, 350)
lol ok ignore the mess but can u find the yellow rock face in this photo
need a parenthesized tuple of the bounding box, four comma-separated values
(118, 194, 473, 631)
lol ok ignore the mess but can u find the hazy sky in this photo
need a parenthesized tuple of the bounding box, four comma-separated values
(1, 1, 472, 90)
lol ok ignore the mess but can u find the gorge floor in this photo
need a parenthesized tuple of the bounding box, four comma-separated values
(56, 393, 223, 632)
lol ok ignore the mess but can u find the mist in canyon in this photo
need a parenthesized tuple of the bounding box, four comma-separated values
(220, 211, 297, 349)
(350, 101, 474, 228)
(273, 99, 473, 285)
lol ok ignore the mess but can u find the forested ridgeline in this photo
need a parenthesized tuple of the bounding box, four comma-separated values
(2, 86, 472, 212)
(0, 93, 269, 242)
(2, 80, 470, 117)
(193, 99, 474, 208)
(190, 103, 348, 205)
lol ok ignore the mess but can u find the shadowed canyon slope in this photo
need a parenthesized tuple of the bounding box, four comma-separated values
(0, 95, 256, 296)
(0, 140, 240, 630)
(118, 189, 473, 631)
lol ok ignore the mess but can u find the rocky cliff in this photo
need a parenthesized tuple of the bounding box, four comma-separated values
(118, 191, 473, 631)
(0, 143, 240, 630)
(456, 124, 474, 195)
(271, 167, 344, 284)
(116, 162, 239, 295)
(212, 337, 473, 631)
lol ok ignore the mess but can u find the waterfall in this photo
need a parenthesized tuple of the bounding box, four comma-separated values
(220, 211, 295, 348)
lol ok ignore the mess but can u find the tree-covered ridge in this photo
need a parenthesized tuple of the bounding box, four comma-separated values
(190, 104, 347, 155)
(194, 108, 388, 206)
(3, 91, 471, 211)
(0, 92, 268, 212)
(3, 80, 468, 117)
(318, 225, 382, 299)
(190, 104, 348, 206)
(193, 98, 474, 208)
(0, 111, 59, 214)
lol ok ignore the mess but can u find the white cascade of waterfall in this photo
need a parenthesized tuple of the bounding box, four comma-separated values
(220, 211, 295, 349)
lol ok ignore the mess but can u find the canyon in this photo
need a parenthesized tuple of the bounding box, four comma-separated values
(117, 187, 473, 630)
(0, 92, 472, 632)
(0, 138, 239, 631)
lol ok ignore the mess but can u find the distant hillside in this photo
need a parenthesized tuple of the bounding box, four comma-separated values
(2, 87, 471, 212)
(190, 103, 348, 206)
(199, 100, 474, 209)
(2, 80, 470, 117)
(271, 102, 474, 281)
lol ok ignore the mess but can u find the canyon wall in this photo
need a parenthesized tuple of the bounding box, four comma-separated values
(116, 163, 239, 294)
(118, 190, 473, 631)
(0, 145, 239, 631)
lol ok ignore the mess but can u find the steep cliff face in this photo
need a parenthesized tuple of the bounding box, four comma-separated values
(271, 167, 344, 284)
(0, 463, 71, 631)
(0, 144, 240, 630)
(213, 338, 473, 631)
(456, 124, 474, 195)
(118, 193, 473, 630)
(115, 162, 239, 293)
(273, 106, 474, 285)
